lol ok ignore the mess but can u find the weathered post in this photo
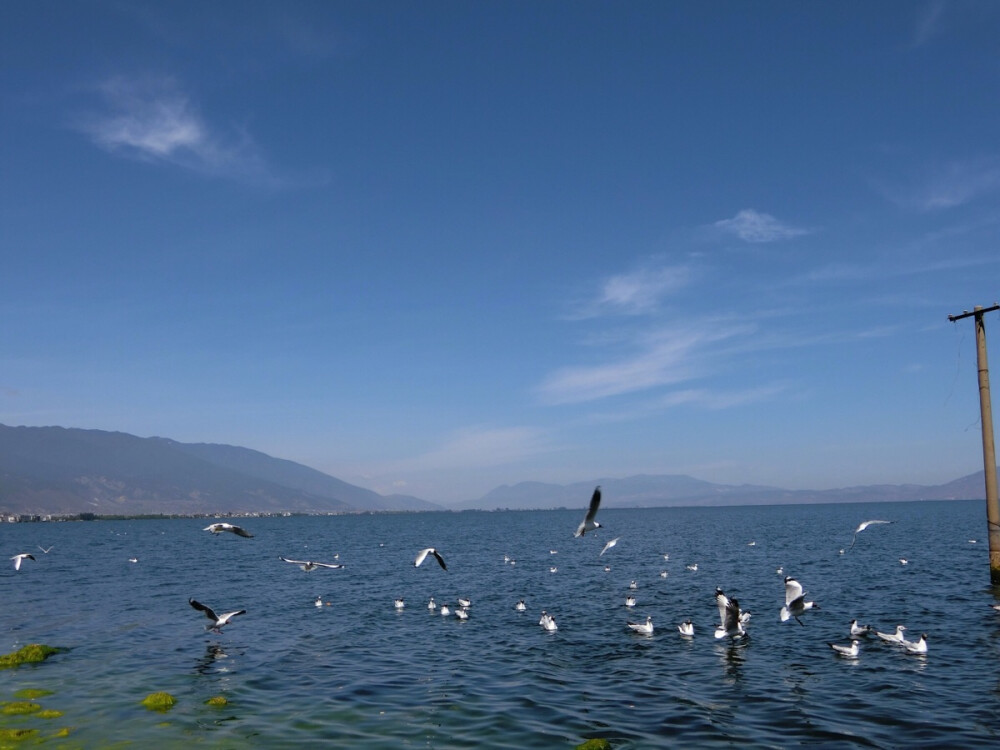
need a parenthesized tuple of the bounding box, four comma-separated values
(948, 304, 1000, 583)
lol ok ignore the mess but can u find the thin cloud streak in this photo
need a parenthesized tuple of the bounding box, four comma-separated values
(714, 209, 810, 243)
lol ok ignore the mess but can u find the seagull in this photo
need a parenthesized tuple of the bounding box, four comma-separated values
(539, 611, 558, 631)
(849, 520, 892, 550)
(627, 616, 654, 635)
(875, 624, 907, 644)
(603, 565, 611, 572)
(455, 607, 469, 620)
(515, 599, 527, 612)
(414, 548, 447, 570)
(659, 570, 668, 578)
(899, 558, 909, 565)
(903, 633, 928, 654)
(394, 598, 405, 610)
(188, 598, 246, 633)
(37, 545, 53, 554)
(315, 596, 324, 608)
(850, 619, 872, 637)
(600, 537, 621, 556)
(457, 597, 471, 608)
(625, 595, 637, 607)
(550, 566, 558, 574)
(203, 522, 253, 538)
(574, 485, 603, 537)
(427, 597, 437, 611)
(279, 556, 345, 571)
(629, 580, 638, 590)
(714, 588, 747, 639)
(686, 564, 698, 572)
(780, 576, 818, 625)
(439, 604, 451, 616)
(678, 620, 694, 636)
(128, 557, 138, 563)
(829, 640, 860, 658)
(11, 553, 35, 571)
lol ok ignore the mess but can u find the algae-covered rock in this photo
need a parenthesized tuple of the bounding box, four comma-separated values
(0, 644, 61, 669)
(1, 701, 41, 715)
(205, 696, 228, 707)
(576, 740, 612, 750)
(12, 689, 53, 700)
(35, 709, 63, 719)
(141, 692, 177, 711)
(0, 727, 39, 741)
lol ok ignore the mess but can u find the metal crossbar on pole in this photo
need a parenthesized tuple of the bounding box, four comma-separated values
(948, 303, 1000, 583)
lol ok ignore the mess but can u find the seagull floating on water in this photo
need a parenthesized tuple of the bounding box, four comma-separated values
(540, 612, 558, 631)
(629, 580, 637, 590)
(678, 620, 695, 637)
(455, 607, 469, 620)
(394, 598, 405, 610)
(414, 548, 447, 570)
(849, 619, 872, 637)
(849, 520, 892, 550)
(279, 556, 345, 571)
(515, 599, 526, 612)
(627, 616, 654, 635)
(600, 537, 620, 556)
(659, 570, 668, 578)
(439, 604, 451, 616)
(203, 522, 253, 538)
(315, 596, 324, 608)
(189, 598, 246, 633)
(574, 485, 603, 538)
(780, 576, 818, 625)
(457, 597, 471, 608)
(875, 624, 907, 644)
(11, 553, 35, 571)
(715, 588, 747, 639)
(625, 595, 637, 607)
(899, 558, 908, 565)
(903, 633, 928, 654)
(427, 597, 437, 611)
(829, 640, 860, 658)
(686, 564, 698, 572)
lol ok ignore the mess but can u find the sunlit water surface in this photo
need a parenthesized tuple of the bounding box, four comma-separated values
(3, 500, 1000, 747)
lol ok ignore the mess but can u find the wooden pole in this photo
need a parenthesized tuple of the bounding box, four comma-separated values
(948, 303, 1000, 583)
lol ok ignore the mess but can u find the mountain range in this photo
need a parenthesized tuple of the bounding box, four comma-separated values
(0, 424, 991, 516)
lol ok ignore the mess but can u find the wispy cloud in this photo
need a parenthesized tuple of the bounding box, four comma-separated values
(912, 1, 946, 47)
(388, 426, 555, 473)
(77, 75, 272, 183)
(876, 156, 1000, 211)
(713, 209, 810, 243)
(535, 323, 753, 405)
(569, 261, 693, 319)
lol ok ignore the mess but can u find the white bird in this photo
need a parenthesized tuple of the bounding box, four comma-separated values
(11, 553, 35, 571)
(414, 548, 447, 570)
(600, 537, 621, 556)
(394, 598, 405, 610)
(37, 545, 53, 554)
(550, 566, 558, 573)
(829, 640, 860, 658)
(427, 597, 437, 611)
(662, 553, 670, 561)
(780, 576, 818, 625)
(574, 485, 603, 537)
(903, 633, 928, 654)
(850, 619, 872, 637)
(659, 570, 668, 578)
(603, 565, 611, 572)
(875, 624, 907, 644)
(625, 595, 637, 608)
(540, 612, 558, 631)
(849, 520, 892, 550)
(128, 557, 138, 563)
(457, 597, 471, 608)
(627, 616, 654, 635)
(686, 564, 698, 572)
(550, 550, 558, 555)
(515, 599, 526, 612)
(899, 558, 908, 565)
(189, 598, 246, 632)
(439, 604, 451, 616)
(629, 580, 638, 590)
(279, 556, 345, 571)
(455, 607, 469, 620)
(203, 522, 253, 538)
(714, 588, 747, 639)
(748, 541, 756, 547)
(315, 596, 324, 608)
(678, 620, 694, 636)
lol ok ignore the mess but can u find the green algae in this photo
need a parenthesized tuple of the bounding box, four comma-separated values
(34, 709, 62, 719)
(204, 696, 228, 707)
(0, 702, 41, 716)
(576, 740, 612, 750)
(0, 645, 61, 670)
(141, 692, 177, 712)
(11, 690, 52, 700)
(0, 727, 39, 742)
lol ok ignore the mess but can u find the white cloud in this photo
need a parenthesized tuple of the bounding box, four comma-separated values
(388, 426, 555, 473)
(714, 209, 810, 243)
(535, 323, 752, 405)
(78, 75, 269, 182)
(876, 157, 1000, 211)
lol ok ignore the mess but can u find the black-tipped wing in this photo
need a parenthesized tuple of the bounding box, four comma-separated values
(585, 486, 602, 523)
(415, 548, 446, 569)
(430, 549, 447, 570)
(230, 525, 254, 538)
(189, 598, 218, 621)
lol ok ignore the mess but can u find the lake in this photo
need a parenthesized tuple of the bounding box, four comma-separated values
(2, 500, 999, 747)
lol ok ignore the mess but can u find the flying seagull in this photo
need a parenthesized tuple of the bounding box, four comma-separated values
(714, 587, 748, 639)
(849, 520, 892, 550)
(600, 537, 621, 556)
(37, 545, 53, 554)
(11, 553, 35, 571)
(203, 522, 254, 538)
(780, 576, 818, 625)
(414, 548, 447, 570)
(574, 485, 603, 537)
(188, 598, 246, 633)
(279, 556, 345, 571)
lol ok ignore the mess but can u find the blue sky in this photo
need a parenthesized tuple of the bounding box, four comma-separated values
(2, 1, 999, 504)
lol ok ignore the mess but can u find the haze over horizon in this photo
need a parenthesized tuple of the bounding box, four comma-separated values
(3, 2, 999, 504)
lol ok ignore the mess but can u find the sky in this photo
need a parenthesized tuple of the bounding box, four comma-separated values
(2, 1, 999, 505)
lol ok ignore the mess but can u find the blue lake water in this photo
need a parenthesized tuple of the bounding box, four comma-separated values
(3, 500, 1000, 747)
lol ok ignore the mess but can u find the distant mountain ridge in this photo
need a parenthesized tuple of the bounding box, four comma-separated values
(0, 424, 438, 515)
